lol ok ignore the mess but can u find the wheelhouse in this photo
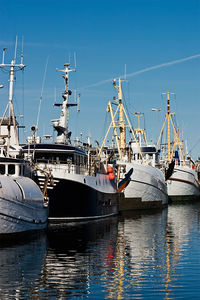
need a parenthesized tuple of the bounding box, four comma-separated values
(0, 157, 32, 177)
(23, 143, 88, 166)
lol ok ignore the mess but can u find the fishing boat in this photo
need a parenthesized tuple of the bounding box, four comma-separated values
(0, 46, 48, 235)
(99, 78, 168, 210)
(23, 63, 119, 222)
(157, 92, 200, 201)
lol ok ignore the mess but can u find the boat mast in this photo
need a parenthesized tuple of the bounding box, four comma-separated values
(0, 44, 25, 156)
(99, 78, 144, 162)
(166, 92, 171, 161)
(114, 78, 126, 157)
(157, 92, 185, 162)
(133, 112, 148, 146)
(53, 63, 76, 144)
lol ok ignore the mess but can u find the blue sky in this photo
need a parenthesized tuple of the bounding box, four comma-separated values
(0, 0, 200, 159)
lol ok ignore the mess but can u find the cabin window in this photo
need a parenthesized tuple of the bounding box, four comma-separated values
(8, 164, 15, 175)
(74, 155, 80, 165)
(66, 156, 73, 164)
(80, 155, 84, 165)
(0, 165, 5, 175)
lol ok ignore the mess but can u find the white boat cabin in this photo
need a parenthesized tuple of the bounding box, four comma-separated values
(0, 157, 33, 178)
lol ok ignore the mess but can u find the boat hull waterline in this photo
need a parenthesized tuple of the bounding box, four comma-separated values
(168, 166, 200, 201)
(118, 162, 168, 211)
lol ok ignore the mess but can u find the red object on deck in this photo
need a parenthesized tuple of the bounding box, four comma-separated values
(107, 165, 113, 173)
(108, 172, 115, 180)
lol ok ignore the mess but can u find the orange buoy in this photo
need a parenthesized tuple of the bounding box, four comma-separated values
(108, 172, 115, 180)
(107, 165, 113, 173)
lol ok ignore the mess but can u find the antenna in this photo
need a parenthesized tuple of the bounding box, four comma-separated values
(77, 93, 81, 112)
(124, 64, 127, 80)
(54, 87, 56, 104)
(14, 35, 18, 63)
(2, 48, 6, 65)
(74, 89, 81, 112)
(74, 52, 77, 71)
(20, 36, 24, 65)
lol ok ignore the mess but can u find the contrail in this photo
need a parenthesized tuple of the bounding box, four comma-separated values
(81, 53, 200, 89)
(125, 53, 200, 78)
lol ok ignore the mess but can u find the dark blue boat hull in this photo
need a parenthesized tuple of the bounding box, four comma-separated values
(40, 178, 119, 221)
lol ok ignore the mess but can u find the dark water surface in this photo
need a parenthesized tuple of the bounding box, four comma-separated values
(0, 202, 200, 299)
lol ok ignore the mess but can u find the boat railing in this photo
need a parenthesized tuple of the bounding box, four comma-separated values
(35, 159, 88, 175)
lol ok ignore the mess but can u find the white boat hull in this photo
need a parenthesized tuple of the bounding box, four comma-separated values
(117, 161, 168, 210)
(167, 165, 200, 201)
(0, 176, 48, 235)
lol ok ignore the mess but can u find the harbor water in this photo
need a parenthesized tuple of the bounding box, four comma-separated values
(0, 202, 200, 299)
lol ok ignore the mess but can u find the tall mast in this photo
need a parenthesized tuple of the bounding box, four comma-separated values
(133, 112, 148, 146)
(99, 78, 144, 162)
(157, 92, 185, 162)
(53, 63, 76, 144)
(166, 92, 171, 161)
(0, 45, 25, 155)
(113, 78, 126, 157)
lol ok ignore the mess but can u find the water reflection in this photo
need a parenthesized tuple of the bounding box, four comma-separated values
(0, 202, 199, 299)
(107, 209, 168, 299)
(164, 202, 200, 300)
(44, 217, 119, 298)
(0, 233, 47, 299)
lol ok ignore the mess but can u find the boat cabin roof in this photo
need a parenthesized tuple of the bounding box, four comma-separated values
(140, 146, 158, 154)
(0, 157, 28, 164)
(22, 143, 86, 156)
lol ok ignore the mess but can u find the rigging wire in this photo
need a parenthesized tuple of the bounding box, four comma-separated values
(21, 68, 26, 143)
(36, 56, 49, 131)
(102, 108, 108, 145)
(189, 138, 200, 155)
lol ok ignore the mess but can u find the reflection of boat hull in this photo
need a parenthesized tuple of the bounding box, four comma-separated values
(168, 166, 200, 201)
(37, 174, 118, 222)
(44, 217, 118, 296)
(118, 162, 168, 210)
(0, 176, 48, 234)
(0, 233, 47, 298)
